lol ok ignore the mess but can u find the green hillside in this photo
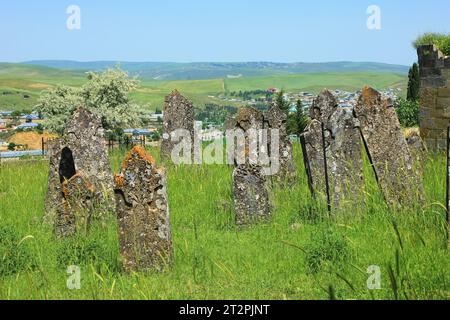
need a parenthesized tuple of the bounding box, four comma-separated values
(0, 63, 407, 112)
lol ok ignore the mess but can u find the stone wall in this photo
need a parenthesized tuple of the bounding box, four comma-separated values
(418, 44, 450, 150)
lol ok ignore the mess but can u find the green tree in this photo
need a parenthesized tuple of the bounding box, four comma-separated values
(287, 99, 310, 136)
(7, 143, 16, 151)
(274, 90, 291, 116)
(395, 98, 420, 127)
(294, 99, 309, 135)
(407, 63, 420, 102)
(36, 67, 146, 134)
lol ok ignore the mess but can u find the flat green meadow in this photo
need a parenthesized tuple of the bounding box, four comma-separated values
(0, 145, 448, 300)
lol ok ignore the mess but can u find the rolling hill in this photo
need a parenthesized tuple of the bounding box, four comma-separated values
(0, 62, 408, 112)
(22, 60, 409, 81)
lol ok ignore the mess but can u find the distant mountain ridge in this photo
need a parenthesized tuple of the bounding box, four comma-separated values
(21, 60, 409, 81)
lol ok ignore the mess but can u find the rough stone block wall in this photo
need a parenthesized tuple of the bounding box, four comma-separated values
(418, 44, 450, 150)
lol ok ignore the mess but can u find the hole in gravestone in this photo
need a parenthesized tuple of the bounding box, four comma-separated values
(59, 147, 76, 184)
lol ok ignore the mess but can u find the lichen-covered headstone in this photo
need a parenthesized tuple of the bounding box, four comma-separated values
(224, 116, 237, 131)
(355, 87, 424, 207)
(302, 90, 364, 209)
(161, 90, 195, 163)
(265, 103, 297, 186)
(45, 108, 115, 231)
(326, 107, 364, 208)
(233, 164, 271, 227)
(232, 107, 266, 165)
(232, 107, 271, 226)
(55, 173, 94, 237)
(301, 119, 326, 196)
(114, 146, 173, 272)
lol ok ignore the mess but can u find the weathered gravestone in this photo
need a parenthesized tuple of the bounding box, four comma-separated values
(301, 90, 364, 209)
(55, 173, 94, 237)
(301, 119, 326, 197)
(160, 90, 195, 163)
(406, 129, 428, 177)
(233, 164, 271, 227)
(45, 108, 115, 235)
(265, 103, 297, 186)
(354, 86, 424, 207)
(224, 116, 237, 131)
(114, 146, 173, 272)
(232, 107, 271, 226)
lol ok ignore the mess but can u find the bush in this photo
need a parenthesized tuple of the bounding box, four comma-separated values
(413, 33, 450, 55)
(305, 228, 348, 274)
(0, 226, 35, 277)
(56, 234, 120, 274)
(395, 98, 420, 128)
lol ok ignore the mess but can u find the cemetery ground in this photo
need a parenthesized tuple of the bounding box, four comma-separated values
(0, 144, 448, 300)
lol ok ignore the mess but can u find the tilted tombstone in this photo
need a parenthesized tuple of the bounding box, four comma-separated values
(233, 164, 271, 227)
(265, 103, 297, 186)
(45, 108, 115, 232)
(301, 90, 364, 209)
(160, 90, 195, 163)
(354, 87, 424, 207)
(114, 146, 173, 272)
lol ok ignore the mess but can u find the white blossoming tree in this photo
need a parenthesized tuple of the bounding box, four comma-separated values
(36, 67, 147, 135)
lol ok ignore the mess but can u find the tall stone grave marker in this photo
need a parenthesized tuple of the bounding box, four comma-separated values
(114, 146, 173, 272)
(354, 87, 424, 207)
(45, 108, 115, 235)
(160, 90, 195, 163)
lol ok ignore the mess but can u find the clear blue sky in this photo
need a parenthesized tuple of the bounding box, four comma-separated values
(1, 0, 449, 65)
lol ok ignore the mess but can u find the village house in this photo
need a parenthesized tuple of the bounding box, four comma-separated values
(0, 118, 7, 132)
(15, 122, 39, 130)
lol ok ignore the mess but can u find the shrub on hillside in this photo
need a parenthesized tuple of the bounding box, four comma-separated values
(305, 228, 349, 274)
(0, 226, 35, 277)
(413, 33, 450, 55)
(395, 98, 420, 128)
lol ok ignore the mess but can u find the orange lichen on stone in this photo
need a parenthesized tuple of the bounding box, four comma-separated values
(122, 146, 156, 171)
(237, 107, 256, 122)
(61, 172, 95, 197)
(114, 174, 125, 188)
(361, 86, 380, 105)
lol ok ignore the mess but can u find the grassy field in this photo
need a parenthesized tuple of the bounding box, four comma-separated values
(0, 63, 407, 112)
(0, 145, 448, 300)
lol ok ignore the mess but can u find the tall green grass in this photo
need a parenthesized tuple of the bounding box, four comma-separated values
(0, 145, 448, 300)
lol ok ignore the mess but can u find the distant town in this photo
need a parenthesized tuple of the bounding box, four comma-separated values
(0, 87, 401, 158)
